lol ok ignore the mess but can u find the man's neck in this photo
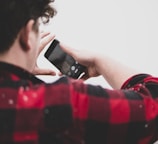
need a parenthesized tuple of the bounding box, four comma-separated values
(0, 43, 29, 72)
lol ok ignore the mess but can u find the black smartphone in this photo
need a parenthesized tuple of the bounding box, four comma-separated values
(44, 39, 86, 79)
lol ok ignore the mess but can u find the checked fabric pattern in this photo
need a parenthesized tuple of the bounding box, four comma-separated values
(0, 62, 158, 144)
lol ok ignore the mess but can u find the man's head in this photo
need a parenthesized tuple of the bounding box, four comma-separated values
(0, 0, 56, 53)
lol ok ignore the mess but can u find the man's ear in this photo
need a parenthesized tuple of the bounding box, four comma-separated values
(19, 20, 35, 51)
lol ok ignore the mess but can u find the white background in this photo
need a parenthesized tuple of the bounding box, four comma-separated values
(37, 0, 158, 89)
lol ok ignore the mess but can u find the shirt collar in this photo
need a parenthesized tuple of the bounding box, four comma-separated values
(0, 61, 43, 84)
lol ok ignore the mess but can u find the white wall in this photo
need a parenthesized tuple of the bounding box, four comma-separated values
(37, 0, 158, 88)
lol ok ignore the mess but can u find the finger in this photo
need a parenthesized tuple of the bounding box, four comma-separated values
(57, 72, 63, 76)
(40, 31, 50, 39)
(33, 68, 57, 76)
(39, 34, 55, 53)
(80, 75, 89, 81)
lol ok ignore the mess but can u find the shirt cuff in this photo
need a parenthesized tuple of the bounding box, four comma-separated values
(121, 74, 151, 89)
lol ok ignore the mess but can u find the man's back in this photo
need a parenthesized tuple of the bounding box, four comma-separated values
(0, 62, 158, 144)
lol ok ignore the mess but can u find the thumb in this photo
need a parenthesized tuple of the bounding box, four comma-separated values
(33, 67, 57, 75)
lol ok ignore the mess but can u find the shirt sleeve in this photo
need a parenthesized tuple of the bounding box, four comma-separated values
(121, 73, 151, 89)
(68, 74, 158, 144)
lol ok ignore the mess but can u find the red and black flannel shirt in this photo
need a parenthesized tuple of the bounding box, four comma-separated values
(0, 61, 158, 144)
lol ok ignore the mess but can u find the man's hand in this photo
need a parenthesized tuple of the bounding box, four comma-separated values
(60, 44, 100, 80)
(32, 31, 56, 76)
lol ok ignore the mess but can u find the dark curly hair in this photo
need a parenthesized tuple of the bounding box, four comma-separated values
(0, 0, 57, 53)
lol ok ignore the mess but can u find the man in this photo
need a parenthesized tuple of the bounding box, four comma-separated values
(0, 0, 157, 144)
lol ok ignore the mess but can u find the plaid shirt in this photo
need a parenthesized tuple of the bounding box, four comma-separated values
(0, 61, 157, 144)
